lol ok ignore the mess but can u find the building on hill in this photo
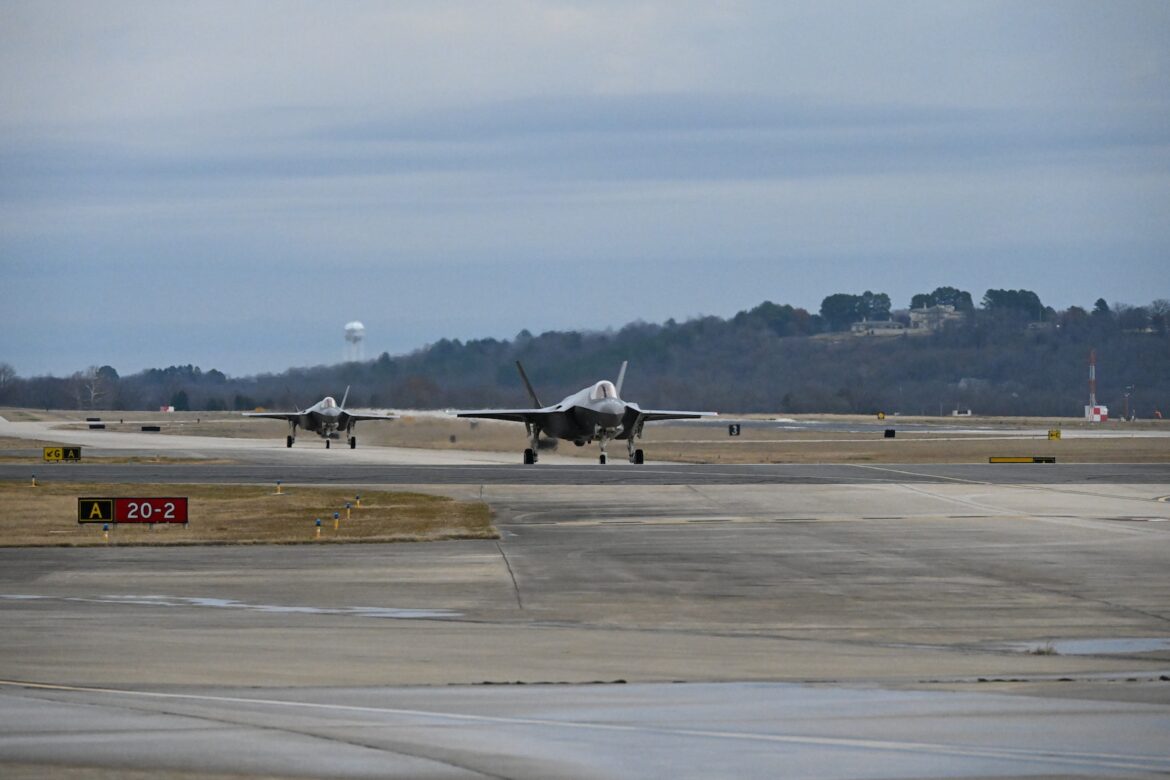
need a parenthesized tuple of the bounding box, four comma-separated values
(909, 303, 965, 331)
(851, 319, 907, 336)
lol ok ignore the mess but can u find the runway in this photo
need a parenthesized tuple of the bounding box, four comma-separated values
(3, 679, 1166, 779)
(2, 419, 1169, 777)
(5, 461, 1170, 486)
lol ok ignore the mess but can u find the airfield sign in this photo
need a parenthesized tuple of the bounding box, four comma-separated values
(43, 446, 81, 462)
(78, 497, 189, 524)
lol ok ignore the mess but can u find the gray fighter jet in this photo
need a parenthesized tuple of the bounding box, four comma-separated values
(243, 387, 394, 449)
(458, 362, 716, 464)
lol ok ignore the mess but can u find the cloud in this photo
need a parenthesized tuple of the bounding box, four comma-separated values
(2, 2, 1169, 376)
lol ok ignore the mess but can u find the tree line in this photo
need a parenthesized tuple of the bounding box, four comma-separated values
(1, 288, 1167, 417)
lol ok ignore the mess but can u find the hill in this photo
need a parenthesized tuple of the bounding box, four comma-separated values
(2, 292, 1167, 418)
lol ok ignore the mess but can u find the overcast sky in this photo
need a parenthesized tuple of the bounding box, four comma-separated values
(2, 1, 1168, 377)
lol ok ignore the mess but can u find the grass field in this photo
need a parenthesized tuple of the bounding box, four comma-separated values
(0, 481, 496, 547)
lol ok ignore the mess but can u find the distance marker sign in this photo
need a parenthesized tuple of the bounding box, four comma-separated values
(78, 497, 188, 524)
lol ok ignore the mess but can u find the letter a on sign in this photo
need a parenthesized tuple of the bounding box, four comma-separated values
(77, 498, 113, 523)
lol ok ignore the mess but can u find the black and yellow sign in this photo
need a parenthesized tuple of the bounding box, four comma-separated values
(44, 446, 82, 462)
(1048, 429, 1061, 440)
(77, 498, 113, 523)
(76, 497, 188, 524)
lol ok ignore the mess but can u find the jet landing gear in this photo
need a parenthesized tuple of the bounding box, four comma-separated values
(286, 435, 295, 448)
(522, 424, 541, 465)
(325, 439, 330, 449)
(286, 422, 297, 448)
(626, 438, 645, 464)
(349, 436, 356, 449)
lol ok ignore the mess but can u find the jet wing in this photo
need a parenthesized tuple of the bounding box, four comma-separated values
(626, 403, 717, 423)
(456, 408, 558, 424)
(334, 411, 397, 423)
(617, 405, 716, 438)
(242, 412, 301, 421)
(336, 409, 395, 420)
(637, 410, 716, 422)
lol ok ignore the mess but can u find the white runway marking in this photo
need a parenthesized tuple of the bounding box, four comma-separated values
(0, 594, 460, 619)
(0, 680, 1165, 774)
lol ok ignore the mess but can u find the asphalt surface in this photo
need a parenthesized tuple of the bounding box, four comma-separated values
(6, 461, 1170, 486)
(2, 420, 1169, 778)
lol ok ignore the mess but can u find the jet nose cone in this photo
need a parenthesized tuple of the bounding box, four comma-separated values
(597, 399, 626, 424)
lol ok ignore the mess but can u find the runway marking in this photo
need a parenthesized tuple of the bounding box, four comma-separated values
(656, 435, 1058, 444)
(518, 516, 855, 527)
(0, 594, 460, 620)
(853, 464, 1170, 511)
(849, 464, 990, 485)
(0, 680, 1164, 773)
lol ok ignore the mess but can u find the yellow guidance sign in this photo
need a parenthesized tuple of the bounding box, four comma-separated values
(77, 498, 113, 523)
(44, 446, 82, 462)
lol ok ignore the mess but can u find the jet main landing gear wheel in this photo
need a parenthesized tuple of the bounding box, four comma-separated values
(633, 449, 644, 464)
(349, 436, 356, 449)
(286, 435, 294, 448)
(599, 453, 608, 465)
(325, 439, 330, 449)
(523, 448, 536, 465)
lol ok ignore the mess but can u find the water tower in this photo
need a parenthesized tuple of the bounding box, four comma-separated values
(344, 321, 365, 362)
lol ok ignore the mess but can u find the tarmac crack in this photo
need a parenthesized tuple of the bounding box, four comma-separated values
(496, 541, 523, 610)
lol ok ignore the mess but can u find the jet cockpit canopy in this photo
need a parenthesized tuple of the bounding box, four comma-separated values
(590, 380, 619, 401)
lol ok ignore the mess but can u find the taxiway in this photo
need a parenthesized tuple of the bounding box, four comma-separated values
(1, 415, 1168, 778)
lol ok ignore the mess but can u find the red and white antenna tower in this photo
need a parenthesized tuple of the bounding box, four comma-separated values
(1085, 349, 1108, 421)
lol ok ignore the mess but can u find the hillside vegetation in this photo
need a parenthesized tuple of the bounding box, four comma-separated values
(2, 290, 1167, 417)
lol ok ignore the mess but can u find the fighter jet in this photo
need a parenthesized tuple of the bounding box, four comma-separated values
(457, 362, 716, 464)
(243, 387, 394, 449)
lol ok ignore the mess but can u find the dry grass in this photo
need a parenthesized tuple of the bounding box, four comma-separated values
(0, 481, 497, 547)
(5, 408, 1168, 464)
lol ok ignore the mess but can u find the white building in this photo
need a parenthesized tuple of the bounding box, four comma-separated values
(909, 304, 965, 331)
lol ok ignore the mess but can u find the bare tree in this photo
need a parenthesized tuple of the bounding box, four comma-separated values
(75, 366, 108, 410)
